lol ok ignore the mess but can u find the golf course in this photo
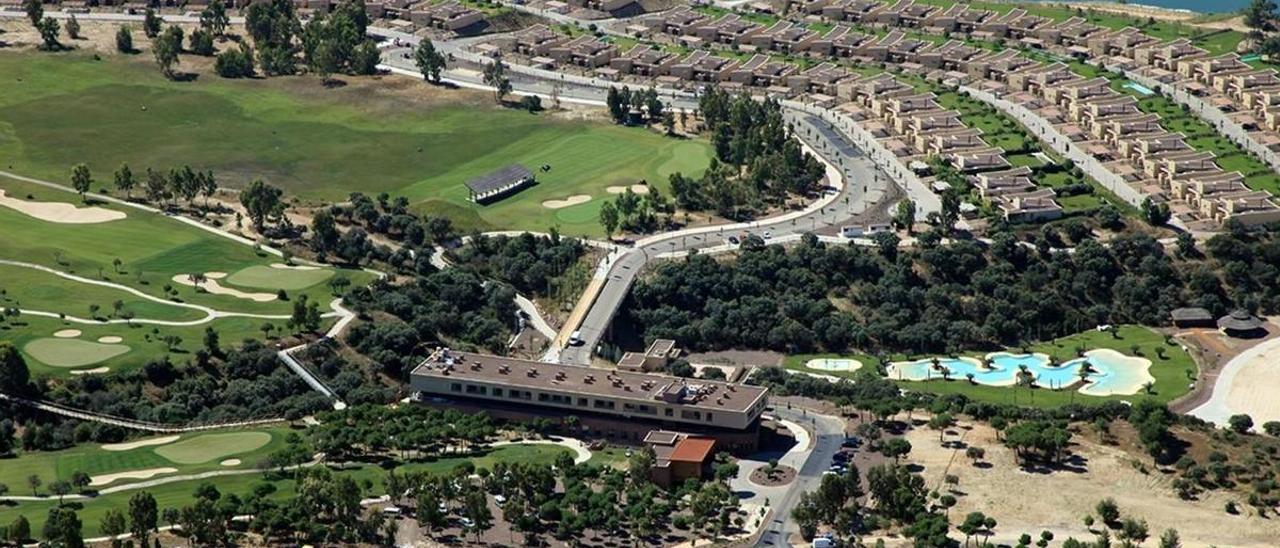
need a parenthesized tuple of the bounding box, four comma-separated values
(0, 175, 362, 376)
(0, 52, 712, 236)
(0, 434, 571, 537)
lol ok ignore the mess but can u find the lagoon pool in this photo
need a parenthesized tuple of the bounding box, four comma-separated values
(888, 350, 1154, 396)
(1124, 82, 1156, 96)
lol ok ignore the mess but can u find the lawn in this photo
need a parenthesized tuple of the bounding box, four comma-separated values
(0, 428, 293, 494)
(0, 177, 372, 317)
(784, 326, 1195, 409)
(0, 52, 713, 237)
(3, 313, 312, 377)
(0, 442, 569, 537)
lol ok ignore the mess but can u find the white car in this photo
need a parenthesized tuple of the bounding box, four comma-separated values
(494, 494, 507, 506)
(459, 517, 475, 528)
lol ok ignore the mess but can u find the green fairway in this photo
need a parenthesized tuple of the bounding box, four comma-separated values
(153, 431, 275, 464)
(0, 442, 569, 537)
(3, 314, 313, 377)
(0, 177, 372, 317)
(0, 263, 206, 323)
(0, 52, 712, 236)
(225, 265, 334, 291)
(22, 338, 132, 368)
(0, 428, 291, 493)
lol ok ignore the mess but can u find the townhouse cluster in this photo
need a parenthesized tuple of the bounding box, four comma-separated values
(833, 72, 1067, 222)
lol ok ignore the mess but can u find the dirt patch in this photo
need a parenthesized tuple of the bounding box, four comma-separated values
(749, 464, 796, 487)
(53, 329, 82, 338)
(542, 195, 591, 209)
(89, 467, 178, 486)
(906, 421, 1280, 547)
(102, 435, 180, 452)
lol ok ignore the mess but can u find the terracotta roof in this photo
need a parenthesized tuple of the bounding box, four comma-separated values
(669, 438, 716, 463)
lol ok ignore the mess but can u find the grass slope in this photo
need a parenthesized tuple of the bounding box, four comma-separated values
(0, 52, 712, 236)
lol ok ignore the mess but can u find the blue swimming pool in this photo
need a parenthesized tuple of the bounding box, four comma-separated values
(888, 350, 1152, 396)
(1124, 82, 1156, 96)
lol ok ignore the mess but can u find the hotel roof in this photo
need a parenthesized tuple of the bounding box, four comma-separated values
(413, 349, 768, 414)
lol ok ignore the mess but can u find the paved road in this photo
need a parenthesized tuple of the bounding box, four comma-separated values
(755, 407, 846, 547)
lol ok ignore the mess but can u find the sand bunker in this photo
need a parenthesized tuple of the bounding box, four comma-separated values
(542, 195, 592, 209)
(90, 467, 178, 487)
(0, 189, 126, 224)
(1194, 337, 1280, 427)
(171, 273, 277, 302)
(804, 358, 863, 372)
(270, 263, 320, 270)
(605, 184, 651, 195)
(70, 367, 110, 375)
(97, 336, 123, 344)
(102, 435, 180, 452)
(220, 459, 242, 466)
(53, 329, 82, 338)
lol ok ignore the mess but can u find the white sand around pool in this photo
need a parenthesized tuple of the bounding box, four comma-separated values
(1077, 348, 1154, 397)
(542, 195, 592, 209)
(97, 336, 123, 343)
(71, 367, 110, 375)
(1193, 337, 1280, 427)
(90, 467, 178, 486)
(605, 184, 651, 195)
(171, 274, 277, 302)
(804, 358, 863, 372)
(220, 459, 242, 466)
(102, 435, 180, 452)
(53, 329, 82, 338)
(270, 263, 319, 270)
(0, 189, 126, 224)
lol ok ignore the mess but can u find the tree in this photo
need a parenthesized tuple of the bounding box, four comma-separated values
(128, 492, 158, 546)
(483, 58, 511, 104)
(599, 201, 620, 238)
(1244, 0, 1277, 39)
(65, 14, 80, 40)
(894, 198, 916, 232)
(153, 26, 184, 79)
(414, 39, 447, 83)
(70, 471, 91, 493)
(215, 43, 256, 78)
(928, 412, 953, 442)
(36, 17, 60, 51)
(43, 507, 84, 548)
(201, 0, 230, 36)
(1095, 498, 1120, 527)
(116, 26, 135, 53)
(352, 40, 380, 75)
(22, 0, 41, 26)
(50, 480, 72, 504)
(0, 343, 32, 395)
(462, 489, 492, 542)
(1158, 528, 1181, 548)
(1141, 197, 1171, 226)
(238, 180, 285, 230)
(143, 8, 162, 38)
(520, 95, 543, 113)
(26, 475, 40, 497)
(189, 29, 215, 56)
(203, 327, 220, 355)
(9, 515, 31, 544)
(100, 509, 127, 547)
(71, 164, 92, 200)
(1229, 413, 1254, 434)
(113, 164, 135, 198)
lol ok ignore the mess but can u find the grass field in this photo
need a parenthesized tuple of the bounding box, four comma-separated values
(0, 52, 712, 236)
(0, 442, 569, 537)
(3, 311, 312, 377)
(22, 338, 132, 368)
(784, 326, 1195, 408)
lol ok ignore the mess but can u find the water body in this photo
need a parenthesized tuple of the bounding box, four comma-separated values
(1032, 0, 1249, 14)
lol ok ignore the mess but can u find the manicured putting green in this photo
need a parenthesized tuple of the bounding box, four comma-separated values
(154, 431, 273, 464)
(23, 338, 131, 367)
(225, 265, 333, 291)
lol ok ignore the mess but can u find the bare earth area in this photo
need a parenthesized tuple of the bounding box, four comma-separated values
(1191, 321, 1280, 427)
(905, 422, 1280, 547)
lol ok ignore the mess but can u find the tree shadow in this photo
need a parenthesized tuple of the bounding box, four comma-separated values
(170, 72, 200, 83)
